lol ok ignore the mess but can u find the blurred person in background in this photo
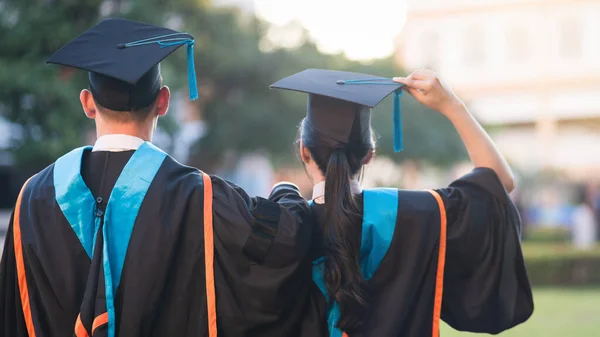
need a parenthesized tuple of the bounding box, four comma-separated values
(271, 68, 533, 337)
(571, 184, 597, 250)
(593, 183, 600, 242)
(0, 18, 317, 337)
(230, 150, 275, 197)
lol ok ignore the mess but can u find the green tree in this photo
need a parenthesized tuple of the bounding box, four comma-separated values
(0, 0, 104, 178)
(0, 0, 203, 177)
(0, 0, 465, 180)
(189, 18, 466, 168)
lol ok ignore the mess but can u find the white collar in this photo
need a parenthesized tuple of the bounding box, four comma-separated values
(312, 180, 363, 203)
(92, 134, 146, 152)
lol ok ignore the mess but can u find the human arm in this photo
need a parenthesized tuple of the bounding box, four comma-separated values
(394, 70, 515, 192)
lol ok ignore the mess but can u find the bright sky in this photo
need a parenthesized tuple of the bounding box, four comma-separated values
(253, 0, 408, 61)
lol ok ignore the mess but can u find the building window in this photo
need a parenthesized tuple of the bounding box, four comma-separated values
(559, 19, 582, 60)
(463, 26, 485, 66)
(421, 32, 439, 70)
(507, 26, 529, 64)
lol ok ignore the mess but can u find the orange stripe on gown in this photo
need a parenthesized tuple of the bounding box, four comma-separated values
(92, 312, 109, 334)
(202, 172, 218, 337)
(74, 314, 89, 337)
(13, 177, 37, 337)
(427, 190, 447, 337)
(74, 312, 108, 337)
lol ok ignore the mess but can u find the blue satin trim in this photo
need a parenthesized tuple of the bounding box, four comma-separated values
(360, 188, 398, 279)
(54, 146, 97, 257)
(312, 188, 398, 337)
(102, 142, 167, 337)
(312, 260, 344, 337)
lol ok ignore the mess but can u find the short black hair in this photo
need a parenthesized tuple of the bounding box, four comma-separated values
(94, 96, 158, 123)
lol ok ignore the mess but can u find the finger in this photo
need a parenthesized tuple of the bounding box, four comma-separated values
(393, 77, 431, 90)
(402, 86, 424, 99)
(393, 70, 427, 82)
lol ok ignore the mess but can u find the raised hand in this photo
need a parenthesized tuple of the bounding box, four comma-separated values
(393, 69, 464, 118)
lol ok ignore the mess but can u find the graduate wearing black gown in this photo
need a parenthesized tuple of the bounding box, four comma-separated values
(271, 69, 534, 337)
(0, 19, 317, 337)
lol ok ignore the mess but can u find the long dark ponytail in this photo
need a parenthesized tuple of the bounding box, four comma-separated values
(299, 118, 374, 332)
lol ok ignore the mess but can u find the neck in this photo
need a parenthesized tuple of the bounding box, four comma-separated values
(310, 171, 361, 186)
(309, 171, 325, 185)
(95, 120, 154, 142)
(312, 176, 325, 185)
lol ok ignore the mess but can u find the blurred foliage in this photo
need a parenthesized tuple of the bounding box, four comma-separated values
(0, 0, 465, 177)
(526, 255, 600, 287)
(522, 243, 600, 286)
(0, 0, 104, 178)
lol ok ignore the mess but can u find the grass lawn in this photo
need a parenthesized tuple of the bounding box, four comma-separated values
(441, 288, 600, 337)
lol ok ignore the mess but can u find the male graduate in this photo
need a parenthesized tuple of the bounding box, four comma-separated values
(0, 18, 318, 337)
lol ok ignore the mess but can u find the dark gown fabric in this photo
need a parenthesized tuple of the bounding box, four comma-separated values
(0, 146, 319, 337)
(307, 168, 534, 337)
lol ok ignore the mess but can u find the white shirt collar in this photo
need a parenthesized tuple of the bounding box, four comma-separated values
(312, 180, 363, 203)
(92, 134, 146, 152)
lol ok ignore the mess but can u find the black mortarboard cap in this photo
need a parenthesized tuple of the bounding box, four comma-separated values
(270, 69, 405, 152)
(47, 18, 198, 111)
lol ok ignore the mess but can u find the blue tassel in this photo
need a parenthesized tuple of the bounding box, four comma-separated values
(186, 42, 199, 101)
(120, 33, 198, 101)
(393, 90, 402, 152)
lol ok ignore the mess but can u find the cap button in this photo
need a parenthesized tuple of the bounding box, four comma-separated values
(96, 210, 104, 217)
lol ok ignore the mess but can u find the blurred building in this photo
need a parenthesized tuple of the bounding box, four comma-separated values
(396, 0, 600, 180)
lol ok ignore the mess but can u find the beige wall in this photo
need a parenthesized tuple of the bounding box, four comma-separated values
(396, 0, 600, 176)
(397, 0, 600, 119)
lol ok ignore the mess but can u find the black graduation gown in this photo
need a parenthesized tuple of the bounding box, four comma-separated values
(308, 168, 534, 337)
(0, 143, 318, 337)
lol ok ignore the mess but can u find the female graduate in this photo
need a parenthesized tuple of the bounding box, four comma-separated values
(270, 69, 534, 337)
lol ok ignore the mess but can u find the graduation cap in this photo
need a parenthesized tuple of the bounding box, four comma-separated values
(270, 69, 405, 152)
(47, 18, 198, 111)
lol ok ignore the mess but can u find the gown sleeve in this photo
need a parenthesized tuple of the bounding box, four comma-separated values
(211, 177, 314, 265)
(0, 212, 28, 337)
(221, 180, 309, 223)
(225, 180, 305, 207)
(208, 177, 317, 333)
(436, 167, 534, 334)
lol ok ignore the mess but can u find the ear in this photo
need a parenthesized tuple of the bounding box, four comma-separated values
(80, 89, 97, 119)
(299, 140, 312, 164)
(362, 149, 375, 165)
(155, 86, 171, 117)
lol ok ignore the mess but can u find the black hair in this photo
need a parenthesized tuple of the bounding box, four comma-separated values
(298, 116, 375, 333)
(91, 70, 163, 123)
(94, 97, 158, 123)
